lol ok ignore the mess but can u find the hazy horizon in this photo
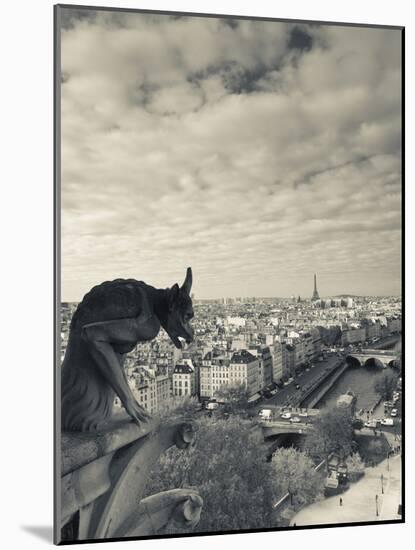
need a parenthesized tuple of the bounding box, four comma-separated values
(61, 282, 402, 304)
(60, 9, 402, 302)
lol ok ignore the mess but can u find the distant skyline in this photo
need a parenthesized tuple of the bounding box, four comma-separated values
(60, 9, 402, 301)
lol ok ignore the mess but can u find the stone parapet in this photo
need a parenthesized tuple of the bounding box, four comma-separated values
(59, 413, 202, 543)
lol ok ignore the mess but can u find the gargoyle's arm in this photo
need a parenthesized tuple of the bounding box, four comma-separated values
(82, 318, 150, 423)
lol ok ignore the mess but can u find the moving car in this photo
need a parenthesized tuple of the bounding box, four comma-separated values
(205, 401, 219, 411)
(290, 416, 301, 423)
(299, 411, 309, 418)
(295, 383, 301, 390)
(390, 408, 398, 417)
(281, 412, 292, 419)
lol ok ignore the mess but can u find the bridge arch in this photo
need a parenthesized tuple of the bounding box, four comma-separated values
(363, 357, 386, 369)
(347, 352, 397, 369)
(265, 433, 306, 455)
(345, 355, 361, 368)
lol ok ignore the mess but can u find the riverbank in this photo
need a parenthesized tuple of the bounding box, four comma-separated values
(289, 453, 401, 526)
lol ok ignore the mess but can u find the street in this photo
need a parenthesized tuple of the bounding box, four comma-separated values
(257, 354, 344, 410)
(290, 453, 402, 526)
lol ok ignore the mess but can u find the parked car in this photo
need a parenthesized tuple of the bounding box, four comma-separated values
(295, 383, 301, 390)
(390, 409, 398, 417)
(205, 401, 219, 411)
(299, 411, 309, 418)
(281, 412, 292, 419)
(290, 416, 301, 423)
(380, 418, 394, 426)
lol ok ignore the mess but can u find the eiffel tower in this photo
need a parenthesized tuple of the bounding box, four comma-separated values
(312, 273, 320, 301)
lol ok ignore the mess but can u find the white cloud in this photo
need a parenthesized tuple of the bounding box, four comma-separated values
(60, 9, 402, 300)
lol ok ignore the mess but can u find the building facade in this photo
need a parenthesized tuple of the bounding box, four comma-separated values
(199, 349, 260, 399)
(172, 361, 196, 397)
(271, 341, 284, 382)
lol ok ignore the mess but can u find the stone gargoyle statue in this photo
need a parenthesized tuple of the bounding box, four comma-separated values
(61, 268, 194, 432)
(123, 489, 203, 537)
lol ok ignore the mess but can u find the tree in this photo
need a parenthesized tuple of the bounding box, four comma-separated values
(352, 418, 364, 431)
(144, 416, 277, 533)
(374, 372, 398, 401)
(158, 395, 200, 419)
(345, 452, 365, 481)
(367, 438, 388, 464)
(305, 407, 354, 468)
(316, 326, 342, 346)
(272, 447, 323, 507)
(214, 383, 249, 413)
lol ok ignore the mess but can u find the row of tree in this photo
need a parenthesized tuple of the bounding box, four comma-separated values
(144, 402, 364, 534)
(374, 371, 399, 401)
(144, 416, 278, 533)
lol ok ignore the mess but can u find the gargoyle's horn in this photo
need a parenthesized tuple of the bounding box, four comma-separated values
(181, 267, 192, 295)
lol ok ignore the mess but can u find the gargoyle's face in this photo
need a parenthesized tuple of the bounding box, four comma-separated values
(165, 268, 194, 349)
(166, 289, 194, 349)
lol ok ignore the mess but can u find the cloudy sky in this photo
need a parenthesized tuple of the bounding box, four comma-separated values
(60, 8, 402, 301)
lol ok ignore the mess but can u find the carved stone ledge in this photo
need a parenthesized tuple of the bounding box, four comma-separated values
(61, 411, 160, 476)
(126, 489, 204, 537)
(60, 415, 202, 542)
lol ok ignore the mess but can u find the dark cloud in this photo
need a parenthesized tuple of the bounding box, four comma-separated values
(221, 18, 240, 30)
(288, 25, 313, 52)
(59, 7, 97, 29)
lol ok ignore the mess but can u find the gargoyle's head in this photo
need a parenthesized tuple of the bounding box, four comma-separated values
(166, 267, 194, 349)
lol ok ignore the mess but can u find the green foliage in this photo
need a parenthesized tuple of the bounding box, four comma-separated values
(144, 416, 278, 533)
(367, 438, 389, 462)
(157, 395, 200, 419)
(214, 383, 249, 413)
(345, 452, 365, 481)
(394, 340, 402, 373)
(305, 406, 354, 464)
(316, 326, 342, 346)
(352, 418, 364, 431)
(354, 433, 390, 465)
(374, 372, 398, 401)
(272, 447, 324, 506)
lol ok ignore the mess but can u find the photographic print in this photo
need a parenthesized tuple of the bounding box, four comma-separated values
(54, 4, 404, 545)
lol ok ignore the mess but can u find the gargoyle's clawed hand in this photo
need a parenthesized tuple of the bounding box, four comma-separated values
(124, 398, 152, 424)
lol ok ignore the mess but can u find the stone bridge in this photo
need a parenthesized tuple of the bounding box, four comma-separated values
(260, 419, 313, 438)
(346, 349, 397, 368)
